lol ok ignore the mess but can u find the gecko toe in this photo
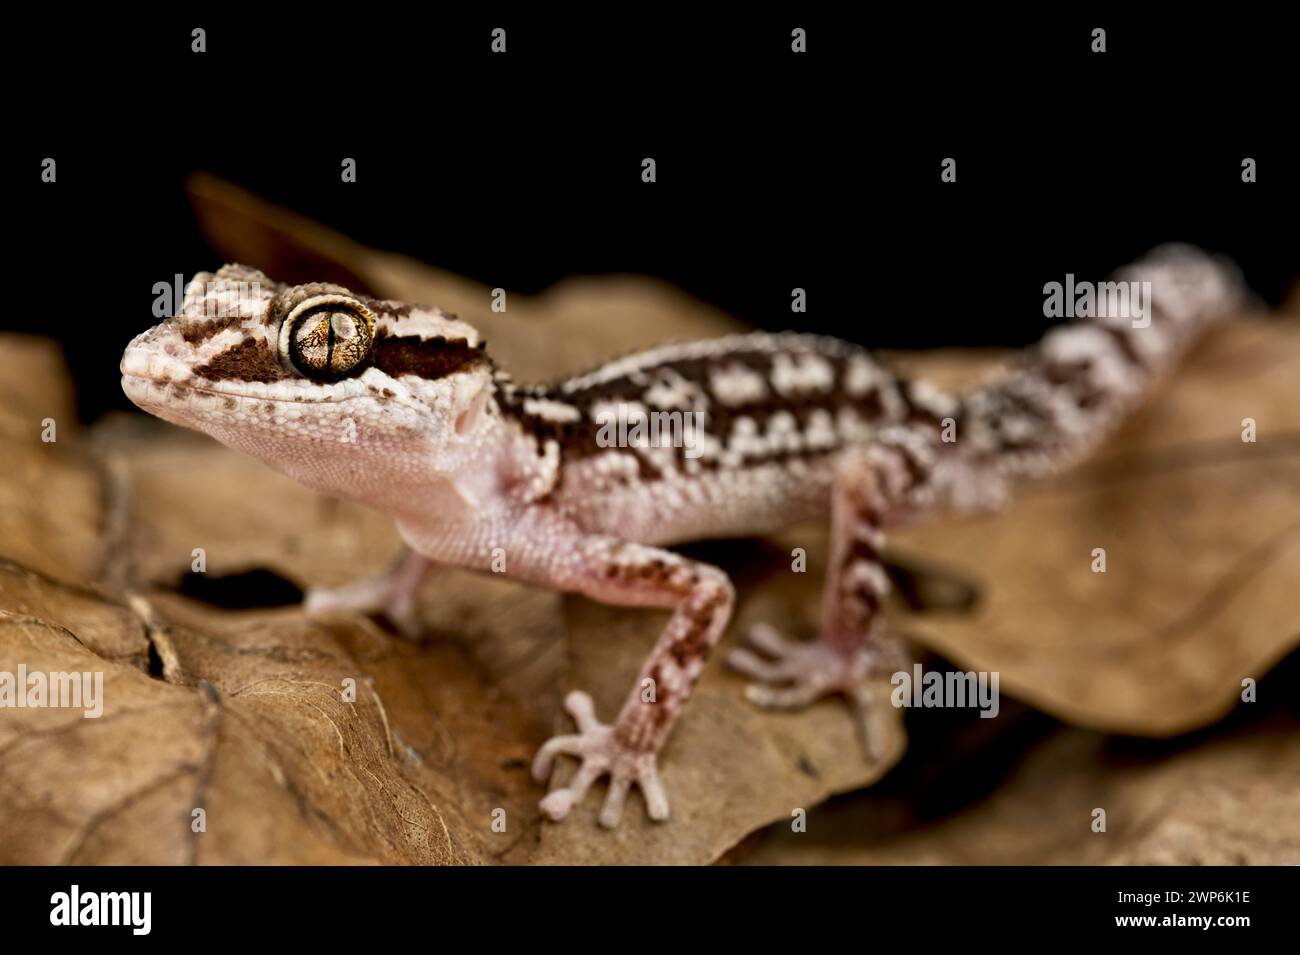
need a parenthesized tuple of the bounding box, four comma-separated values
(531, 733, 581, 782)
(744, 621, 797, 656)
(562, 690, 600, 733)
(726, 646, 787, 681)
(745, 681, 823, 710)
(732, 625, 903, 742)
(638, 765, 670, 822)
(539, 788, 579, 821)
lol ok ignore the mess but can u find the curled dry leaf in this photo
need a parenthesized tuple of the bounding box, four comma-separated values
(0, 337, 107, 587)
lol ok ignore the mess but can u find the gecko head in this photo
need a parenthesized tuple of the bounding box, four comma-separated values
(121, 265, 496, 500)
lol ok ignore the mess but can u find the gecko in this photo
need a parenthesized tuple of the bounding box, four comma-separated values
(120, 245, 1243, 828)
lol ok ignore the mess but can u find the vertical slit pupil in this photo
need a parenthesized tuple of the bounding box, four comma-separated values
(291, 305, 367, 379)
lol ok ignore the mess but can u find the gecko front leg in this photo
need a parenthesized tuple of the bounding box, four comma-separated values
(727, 435, 922, 758)
(303, 545, 436, 638)
(530, 536, 735, 827)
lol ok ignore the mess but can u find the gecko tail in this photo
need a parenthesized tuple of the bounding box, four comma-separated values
(958, 244, 1249, 482)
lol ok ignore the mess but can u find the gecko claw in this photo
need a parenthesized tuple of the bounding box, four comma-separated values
(532, 690, 669, 827)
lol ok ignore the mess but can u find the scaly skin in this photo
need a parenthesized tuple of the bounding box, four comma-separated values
(121, 247, 1244, 827)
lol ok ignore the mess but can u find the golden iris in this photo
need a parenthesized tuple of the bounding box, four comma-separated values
(289, 305, 373, 379)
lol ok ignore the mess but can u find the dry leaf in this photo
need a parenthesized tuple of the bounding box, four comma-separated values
(0, 599, 477, 864)
(730, 685, 1300, 865)
(887, 317, 1300, 735)
(0, 337, 107, 587)
(0, 560, 148, 667)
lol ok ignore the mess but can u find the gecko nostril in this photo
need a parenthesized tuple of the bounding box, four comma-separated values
(164, 343, 178, 356)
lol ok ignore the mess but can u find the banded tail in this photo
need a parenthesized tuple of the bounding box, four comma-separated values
(960, 244, 1247, 481)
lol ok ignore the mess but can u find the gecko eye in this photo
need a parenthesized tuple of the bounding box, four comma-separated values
(283, 300, 375, 380)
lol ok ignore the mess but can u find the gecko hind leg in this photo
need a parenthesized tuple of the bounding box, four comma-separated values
(727, 439, 919, 759)
(303, 545, 435, 639)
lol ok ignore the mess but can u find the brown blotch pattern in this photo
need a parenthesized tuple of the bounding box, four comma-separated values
(194, 337, 286, 383)
(372, 334, 489, 380)
(179, 313, 247, 344)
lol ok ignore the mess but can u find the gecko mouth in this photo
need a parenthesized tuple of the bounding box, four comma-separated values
(120, 342, 428, 422)
(120, 372, 343, 407)
(121, 341, 332, 406)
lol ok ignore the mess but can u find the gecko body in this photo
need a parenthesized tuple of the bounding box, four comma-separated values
(121, 246, 1243, 827)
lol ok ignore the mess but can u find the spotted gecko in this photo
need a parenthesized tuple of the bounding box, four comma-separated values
(120, 245, 1243, 827)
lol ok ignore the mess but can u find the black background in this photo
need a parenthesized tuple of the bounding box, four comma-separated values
(13, 10, 1298, 421)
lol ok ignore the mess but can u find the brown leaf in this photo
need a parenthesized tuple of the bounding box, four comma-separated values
(887, 316, 1300, 735)
(0, 560, 148, 668)
(730, 701, 1300, 865)
(0, 600, 476, 864)
(0, 337, 107, 587)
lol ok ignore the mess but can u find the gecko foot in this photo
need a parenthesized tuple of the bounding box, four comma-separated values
(304, 578, 422, 639)
(303, 551, 433, 640)
(531, 690, 669, 828)
(727, 622, 905, 760)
